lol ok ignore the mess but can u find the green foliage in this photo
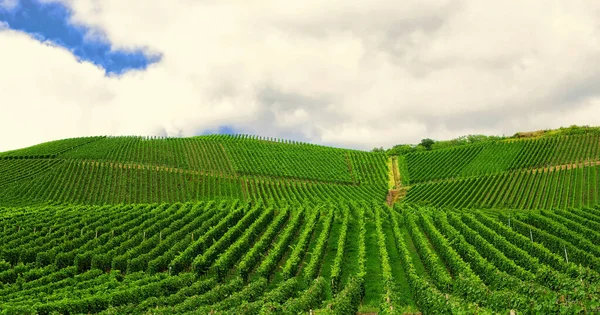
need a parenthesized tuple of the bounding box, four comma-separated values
(169, 201, 245, 274)
(223, 137, 354, 183)
(387, 134, 505, 156)
(0, 202, 599, 313)
(236, 208, 290, 280)
(389, 206, 458, 314)
(387, 144, 419, 156)
(330, 206, 349, 294)
(280, 277, 327, 314)
(329, 277, 362, 315)
(419, 138, 435, 151)
(255, 207, 305, 279)
(404, 212, 452, 292)
(192, 203, 264, 275)
(1, 129, 600, 314)
(0, 135, 388, 206)
(281, 207, 321, 280)
(373, 205, 396, 313)
(303, 208, 334, 283)
(514, 124, 600, 138)
(405, 144, 484, 183)
(430, 134, 504, 151)
(405, 164, 600, 210)
(0, 137, 104, 158)
(403, 132, 600, 185)
(61, 136, 234, 175)
(388, 125, 600, 155)
(198, 277, 268, 313)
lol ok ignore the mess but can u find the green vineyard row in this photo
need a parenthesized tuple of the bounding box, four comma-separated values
(0, 137, 104, 159)
(1, 201, 600, 314)
(0, 136, 388, 207)
(403, 133, 600, 184)
(405, 163, 600, 209)
(0, 160, 386, 206)
(2, 135, 385, 185)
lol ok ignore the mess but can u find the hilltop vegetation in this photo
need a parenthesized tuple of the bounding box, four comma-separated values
(384, 124, 600, 156)
(1, 128, 600, 314)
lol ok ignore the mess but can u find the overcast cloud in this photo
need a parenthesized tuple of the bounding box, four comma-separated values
(1, 0, 600, 151)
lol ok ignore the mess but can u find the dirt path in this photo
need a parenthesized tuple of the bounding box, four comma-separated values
(80, 159, 236, 179)
(531, 159, 600, 173)
(412, 158, 600, 187)
(77, 159, 360, 188)
(386, 156, 407, 206)
(392, 156, 401, 188)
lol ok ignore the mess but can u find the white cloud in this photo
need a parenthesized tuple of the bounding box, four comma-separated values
(0, 0, 18, 10)
(3, 0, 600, 151)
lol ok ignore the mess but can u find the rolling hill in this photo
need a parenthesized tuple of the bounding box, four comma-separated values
(401, 132, 600, 210)
(0, 135, 387, 206)
(1, 131, 600, 314)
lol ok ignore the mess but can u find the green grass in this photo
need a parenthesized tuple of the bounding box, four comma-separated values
(401, 226, 428, 278)
(318, 213, 342, 301)
(362, 208, 383, 307)
(297, 210, 326, 289)
(339, 210, 360, 291)
(382, 211, 415, 308)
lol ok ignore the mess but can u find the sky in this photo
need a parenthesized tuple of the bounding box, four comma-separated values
(1, 0, 600, 152)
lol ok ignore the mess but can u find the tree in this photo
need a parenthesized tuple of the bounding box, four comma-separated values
(420, 138, 435, 150)
(388, 144, 415, 155)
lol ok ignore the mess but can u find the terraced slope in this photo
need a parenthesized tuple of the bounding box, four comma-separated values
(0, 135, 388, 206)
(1, 202, 599, 314)
(402, 132, 600, 209)
(405, 164, 600, 209)
(403, 133, 600, 184)
(0, 137, 104, 159)
(2, 130, 600, 314)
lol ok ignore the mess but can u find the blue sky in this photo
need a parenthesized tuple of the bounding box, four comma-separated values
(0, 0, 156, 74)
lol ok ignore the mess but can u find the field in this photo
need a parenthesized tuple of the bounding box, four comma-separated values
(0, 136, 387, 206)
(1, 132, 600, 314)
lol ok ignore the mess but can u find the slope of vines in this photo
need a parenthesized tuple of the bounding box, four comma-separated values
(404, 133, 600, 184)
(2, 131, 599, 314)
(1, 202, 598, 314)
(0, 137, 104, 159)
(0, 136, 389, 206)
(404, 164, 600, 209)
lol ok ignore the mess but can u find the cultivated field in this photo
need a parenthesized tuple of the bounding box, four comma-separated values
(1, 132, 599, 314)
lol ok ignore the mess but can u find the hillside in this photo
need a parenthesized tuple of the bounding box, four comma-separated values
(401, 132, 600, 209)
(0, 135, 388, 206)
(1, 131, 600, 314)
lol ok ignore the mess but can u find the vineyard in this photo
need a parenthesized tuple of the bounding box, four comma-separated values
(1, 202, 599, 314)
(402, 133, 600, 210)
(404, 164, 600, 209)
(402, 133, 600, 184)
(0, 135, 388, 207)
(0, 130, 600, 314)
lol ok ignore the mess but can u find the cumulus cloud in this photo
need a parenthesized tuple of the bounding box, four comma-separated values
(3, 0, 600, 151)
